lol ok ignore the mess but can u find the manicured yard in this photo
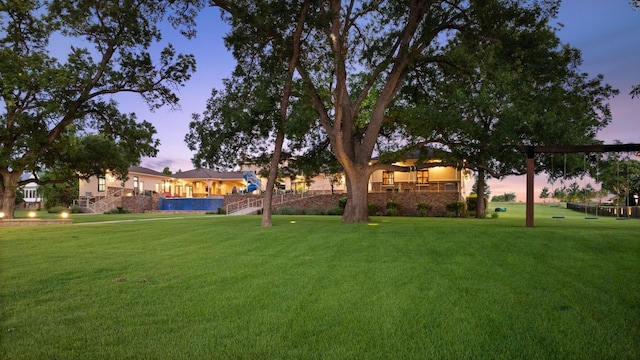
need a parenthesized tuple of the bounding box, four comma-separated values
(1, 204, 638, 359)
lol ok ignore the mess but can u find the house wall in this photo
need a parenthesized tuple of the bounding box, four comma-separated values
(19, 182, 42, 208)
(79, 173, 166, 197)
(369, 165, 459, 183)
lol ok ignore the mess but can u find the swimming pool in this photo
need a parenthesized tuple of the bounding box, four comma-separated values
(158, 197, 224, 211)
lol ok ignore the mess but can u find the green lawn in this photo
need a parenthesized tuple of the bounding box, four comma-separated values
(1, 204, 638, 359)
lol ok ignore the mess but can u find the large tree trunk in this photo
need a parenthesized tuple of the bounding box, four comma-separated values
(261, 127, 286, 227)
(0, 170, 22, 219)
(341, 165, 370, 223)
(476, 169, 486, 219)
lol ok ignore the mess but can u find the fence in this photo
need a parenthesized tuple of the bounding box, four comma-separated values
(566, 202, 640, 219)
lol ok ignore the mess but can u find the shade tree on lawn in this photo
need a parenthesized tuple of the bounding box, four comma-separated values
(187, 1, 333, 226)
(386, 3, 616, 218)
(0, 0, 198, 218)
(200, 0, 590, 222)
(539, 187, 550, 203)
(597, 154, 640, 206)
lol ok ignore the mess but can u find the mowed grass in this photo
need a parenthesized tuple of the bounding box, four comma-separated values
(1, 204, 638, 359)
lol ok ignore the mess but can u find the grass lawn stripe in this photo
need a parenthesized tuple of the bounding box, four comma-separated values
(1, 206, 638, 359)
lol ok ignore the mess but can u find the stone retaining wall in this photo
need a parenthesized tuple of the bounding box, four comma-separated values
(0, 219, 72, 226)
(121, 196, 155, 213)
(224, 192, 460, 216)
(123, 192, 462, 216)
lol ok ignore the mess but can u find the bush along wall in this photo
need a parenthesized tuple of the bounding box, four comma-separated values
(466, 194, 488, 214)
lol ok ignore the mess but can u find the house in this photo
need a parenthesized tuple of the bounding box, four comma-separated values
(18, 173, 43, 209)
(76, 155, 470, 213)
(78, 166, 247, 199)
(241, 157, 470, 196)
(239, 162, 346, 194)
(76, 166, 247, 213)
(368, 158, 471, 195)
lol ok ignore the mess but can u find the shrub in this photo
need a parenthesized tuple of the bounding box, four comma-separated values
(47, 206, 67, 214)
(69, 205, 82, 213)
(104, 207, 130, 214)
(383, 200, 401, 216)
(306, 208, 323, 215)
(386, 199, 400, 210)
(466, 194, 488, 213)
(416, 202, 432, 217)
(48, 205, 81, 214)
(368, 202, 379, 216)
(325, 207, 344, 216)
(217, 207, 227, 215)
(338, 197, 348, 209)
(446, 201, 465, 217)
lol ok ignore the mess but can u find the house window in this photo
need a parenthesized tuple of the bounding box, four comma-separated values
(417, 170, 429, 184)
(382, 171, 394, 185)
(98, 176, 106, 192)
(133, 176, 139, 190)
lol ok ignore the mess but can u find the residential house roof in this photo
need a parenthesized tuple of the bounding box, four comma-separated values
(129, 166, 168, 177)
(175, 168, 244, 180)
(128, 166, 244, 181)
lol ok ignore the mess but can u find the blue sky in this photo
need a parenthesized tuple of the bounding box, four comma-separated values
(119, 2, 639, 199)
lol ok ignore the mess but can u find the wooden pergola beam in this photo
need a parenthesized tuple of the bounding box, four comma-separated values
(520, 143, 640, 227)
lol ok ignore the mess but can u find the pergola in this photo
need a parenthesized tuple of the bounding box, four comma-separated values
(521, 144, 640, 227)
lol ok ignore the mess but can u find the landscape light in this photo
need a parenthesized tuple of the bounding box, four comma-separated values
(28, 211, 36, 218)
(60, 212, 69, 219)
(0, 212, 4, 219)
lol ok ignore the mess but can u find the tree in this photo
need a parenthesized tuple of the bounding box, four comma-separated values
(0, 0, 198, 218)
(539, 187, 550, 203)
(491, 192, 516, 202)
(38, 171, 78, 209)
(598, 154, 640, 206)
(205, 0, 582, 222)
(187, 0, 318, 226)
(565, 182, 581, 202)
(552, 186, 567, 202)
(389, 2, 615, 218)
(471, 176, 491, 198)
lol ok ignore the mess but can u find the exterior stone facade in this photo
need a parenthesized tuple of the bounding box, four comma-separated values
(224, 192, 460, 216)
(122, 191, 461, 216)
(121, 195, 155, 213)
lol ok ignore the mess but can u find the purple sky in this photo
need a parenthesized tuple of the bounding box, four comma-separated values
(123, 2, 639, 200)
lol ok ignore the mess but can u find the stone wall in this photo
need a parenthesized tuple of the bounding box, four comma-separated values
(128, 192, 461, 216)
(0, 219, 72, 227)
(367, 192, 459, 216)
(225, 192, 460, 216)
(121, 196, 155, 213)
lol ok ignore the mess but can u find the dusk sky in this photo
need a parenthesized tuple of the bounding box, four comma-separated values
(119, 1, 639, 200)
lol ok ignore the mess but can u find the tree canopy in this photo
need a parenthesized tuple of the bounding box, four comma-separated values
(0, 0, 198, 218)
(197, 0, 608, 222)
(387, 4, 616, 217)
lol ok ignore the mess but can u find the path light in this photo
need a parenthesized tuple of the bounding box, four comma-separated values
(28, 211, 36, 218)
(0, 212, 5, 219)
(60, 212, 69, 219)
